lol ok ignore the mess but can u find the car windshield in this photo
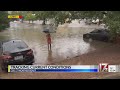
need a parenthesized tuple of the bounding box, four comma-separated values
(90, 30, 99, 33)
(91, 29, 108, 33)
(2, 40, 28, 52)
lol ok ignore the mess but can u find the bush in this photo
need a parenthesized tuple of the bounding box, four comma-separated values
(0, 24, 9, 31)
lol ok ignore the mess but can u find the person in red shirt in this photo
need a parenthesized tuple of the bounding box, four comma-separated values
(46, 33, 51, 50)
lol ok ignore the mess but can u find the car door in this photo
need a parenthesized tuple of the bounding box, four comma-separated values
(95, 30, 104, 40)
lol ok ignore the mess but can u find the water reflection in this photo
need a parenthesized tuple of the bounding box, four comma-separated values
(52, 37, 92, 61)
(47, 49, 53, 64)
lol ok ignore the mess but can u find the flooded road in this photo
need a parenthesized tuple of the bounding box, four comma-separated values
(1, 21, 120, 79)
(0, 21, 110, 65)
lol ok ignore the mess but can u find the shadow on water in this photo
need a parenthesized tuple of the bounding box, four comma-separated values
(47, 49, 53, 64)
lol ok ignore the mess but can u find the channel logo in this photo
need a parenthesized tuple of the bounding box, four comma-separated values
(108, 65, 117, 72)
(99, 63, 108, 72)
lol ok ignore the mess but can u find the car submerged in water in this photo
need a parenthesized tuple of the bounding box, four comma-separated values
(83, 29, 111, 42)
(0, 39, 34, 71)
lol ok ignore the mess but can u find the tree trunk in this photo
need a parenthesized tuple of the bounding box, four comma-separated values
(42, 18, 46, 25)
(29, 20, 30, 24)
(21, 19, 23, 23)
(21, 20, 23, 23)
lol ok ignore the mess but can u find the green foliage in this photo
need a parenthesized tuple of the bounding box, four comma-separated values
(24, 12, 36, 21)
(103, 11, 120, 40)
(34, 11, 70, 25)
(74, 11, 120, 40)
(9, 11, 120, 40)
(0, 11, 9, 31)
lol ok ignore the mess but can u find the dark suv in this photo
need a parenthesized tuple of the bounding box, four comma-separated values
(83, 29, 110, 42)
(0, 39, 34, 71)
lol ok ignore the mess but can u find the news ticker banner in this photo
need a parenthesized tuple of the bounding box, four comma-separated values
(8, 65, 98, 72)
(8, 15, 23, 19)
(7, 63, 120, 73)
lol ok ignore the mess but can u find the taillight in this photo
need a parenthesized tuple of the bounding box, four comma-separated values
(27, 49, 33, 55)
(2, 55, 12, 60)
(2, 52, 12, 60)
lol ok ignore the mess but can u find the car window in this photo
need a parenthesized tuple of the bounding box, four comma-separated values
(90, 30, 99, 33)
(2, 40, 28, 52)
(91, 29, 106, 33)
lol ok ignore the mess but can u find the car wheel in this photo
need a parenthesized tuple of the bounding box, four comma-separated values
(1, 65, 4, 71)
(103, 37, 109, 42)
(1, 61, 5, 71)
(1, 62, 8, 72)
(1, 65, 7, 72)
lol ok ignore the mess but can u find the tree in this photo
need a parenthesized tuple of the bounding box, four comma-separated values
(34, 11, 71, 26)
(76, 11, 120, 41)
(24, 12, 36, 23)
(104, 11, 120, 40)
(0, 11, 9, 31)
(35, 11, 56, 25)
(7, 11, 120, 42)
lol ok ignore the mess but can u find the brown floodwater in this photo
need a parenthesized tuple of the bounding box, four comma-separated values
(0, 21, 110, 65)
